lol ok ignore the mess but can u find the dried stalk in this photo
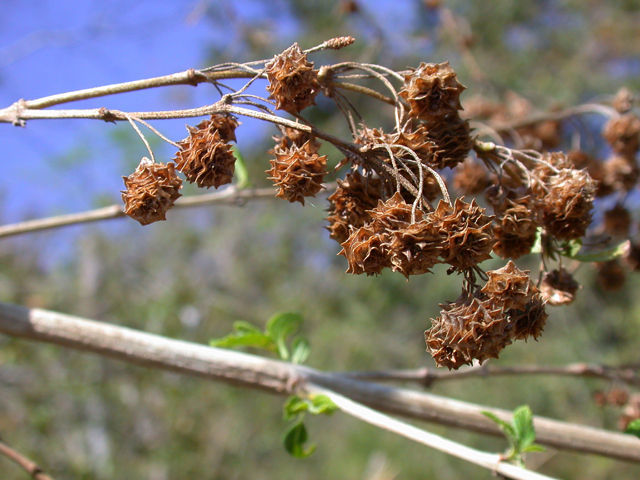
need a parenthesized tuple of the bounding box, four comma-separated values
(0, 301, 638, 463)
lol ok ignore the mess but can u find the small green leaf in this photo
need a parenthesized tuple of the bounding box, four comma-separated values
(624, 418, 640, 438)
(512, 405, 536, 451)
(571, 240, 630, 263)
(308, 394, 338, 415)
(291, 337, 311, 365)
(283, 421, 316, 458)
(209, 321, 275, 351)
(266, 312, 303, 361)
(482, 411, 516, 442)
(283, 395, 309, 420)
(232, 146, 249, 188)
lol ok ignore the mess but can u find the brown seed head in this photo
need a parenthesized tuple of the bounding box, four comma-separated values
(453, 158, 490, 195)
(481, 260, 536, 311)
(267, 143, 327, 204)
(603, 155, 639, 192)
(603, 203, 632, 238)
(507, 294, 548, 341)
(603, 114, 640, 156)
(122, 158, 182, 225)
(174, 118, 238, 188)
(399, 62, 465, 120)
(596, 259, 626, 291)
(492, 196, 538, 259)
(431, 198, 494, 271)
(339, 225, 390, 275)
(326, 172, 383, 243)
(265, 43, 319, 114)
(540, 268, 580, 306)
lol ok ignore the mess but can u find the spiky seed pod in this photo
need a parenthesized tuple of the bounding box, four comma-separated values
(267, 143, 327, 204)
(425, 117, 474, 169)
(338, 225, 390, 275)
(453, 158, 490, 195)
(481, 261, 536, 311)
(567, 150, 609, 197)
(603, 155, 639, 192)
(399, 62, 465, 120)
(121, 158, 182, 225)
(265, 43, 319, 114)
(204, 113, 240, 142)
(603, 203, 632, 237)
(492, 196, 538, 259)
(534, 168, 596, 241)
(596, 259, 626, 291)
(174, 124, 237, 188)
(431, 198, 494, 271)
(326, 172, 383, 243)
(368, 192, 415, 229)
(388, 220, 444, 277)
(425, 296, 512, 369)
(395, 122, 437, 163)
(603, 114, 640, 156)
(507, 294, 547, 341)
(540, 268, 580, 306)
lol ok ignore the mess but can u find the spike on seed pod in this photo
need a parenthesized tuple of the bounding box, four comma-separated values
(121, 158, 182, 225)
(267, 143, 327, 204)
(265, 43, 320, 114)
(174, 117, 238, 188)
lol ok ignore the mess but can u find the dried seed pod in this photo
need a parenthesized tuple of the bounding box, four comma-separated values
(596, 259, 626, 291)
(326, 172, 383, 243)
(273, 127, 320, 153)
(603, 155, 639, 192)
(339, 225, 390, 275)
(265, 43, 319, 114)
(481, 261, 536, 311)
(121, 158, 182, 225)
(174, 121, 237, 189)
(507, 294, 547, 341)
(388, 219, 444, 277)
(603, 203, 632, 238)
(368, 192, 415, 229)
(425, 296, 512, 369)
(431, 198, 494, 271)
(567, 150, 609, 197)
(399, 62, 465, 120)
(534, 167, 596, 241)
(426, 117, 474, 169)
(492, 196, 538, 259)
(267, 143, 327, 204)
(452, 158, 490, 195)
(603, 114, 640, 156)
(540, 268, 580, 306)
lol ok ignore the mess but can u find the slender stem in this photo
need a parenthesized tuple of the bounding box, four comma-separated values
(312, 386, 557, 480)
(0, 186, 314, 238)
(0, 301, 638, 463)
(0, 439, 54, 480)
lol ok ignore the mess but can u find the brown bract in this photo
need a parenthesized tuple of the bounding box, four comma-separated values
(267, 142, 327, 204)
(122, 158, 182, 226)
(431, 198, 494, 271)
(174, 115, 238, 188)
(265, 43, 319, 114)
(541, 268, 580, 306)
(399, 62, 465, 120)
(481, 260, 535, 311)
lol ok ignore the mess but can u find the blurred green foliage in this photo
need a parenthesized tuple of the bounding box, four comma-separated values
(2, 0, 640, 478)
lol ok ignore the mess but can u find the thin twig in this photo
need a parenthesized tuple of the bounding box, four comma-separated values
(311, 386, 557, 480)
(0, 438, 54, 480)
(342, 363, 640, 387)
(0, 301, 638, 463)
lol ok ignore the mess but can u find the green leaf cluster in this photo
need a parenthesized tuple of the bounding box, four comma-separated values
(282, 394, 338, 458)
(482, 405, 545, 466)
(209, 312, 310, 364)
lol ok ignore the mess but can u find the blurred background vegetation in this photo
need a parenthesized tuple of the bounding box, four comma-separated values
(1, 0, 640, 478)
